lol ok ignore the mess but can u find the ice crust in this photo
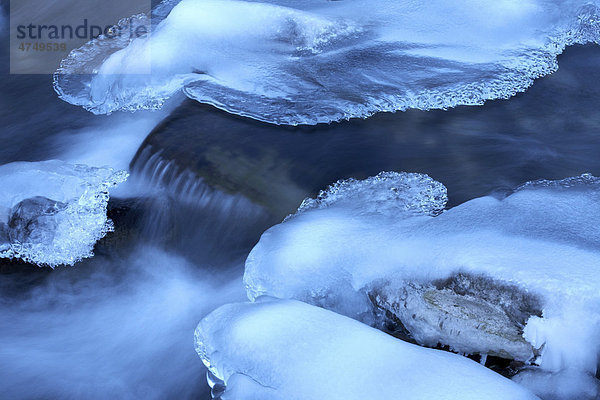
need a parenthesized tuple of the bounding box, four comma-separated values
(195, 297, 539, 400)
(294, 171, 447, 218)
(243, 172, 600, 376)
(0, 161, 127, 267)
(54, 0, 600, 125)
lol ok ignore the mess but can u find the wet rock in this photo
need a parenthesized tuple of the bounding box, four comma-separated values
(130, 105, 313, 218)
(370, 273, 542, 363)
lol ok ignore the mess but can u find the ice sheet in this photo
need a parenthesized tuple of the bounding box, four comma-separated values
(55, 0, 600, 124)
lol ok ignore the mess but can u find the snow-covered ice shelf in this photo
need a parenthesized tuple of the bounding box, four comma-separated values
(55, 0, 600, 124)
(244, 172, 600, 383)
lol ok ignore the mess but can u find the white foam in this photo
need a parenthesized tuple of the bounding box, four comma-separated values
(0, 246, 244, 399)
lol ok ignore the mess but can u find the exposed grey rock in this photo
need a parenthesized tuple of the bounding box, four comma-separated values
(370, 273, 542, 362)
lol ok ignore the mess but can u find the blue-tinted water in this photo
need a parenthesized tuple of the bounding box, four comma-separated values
(0, 6, 599, 396)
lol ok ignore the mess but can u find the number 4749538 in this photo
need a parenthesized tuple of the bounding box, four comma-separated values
(18, 42, 67, 52)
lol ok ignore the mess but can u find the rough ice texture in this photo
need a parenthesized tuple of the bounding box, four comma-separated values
(195, 298, 538, 400)
(244, 172, 600, 379)
(0, 161, 128, 267)
(294, 171, 447, 218)
(54, 0, 600, 125)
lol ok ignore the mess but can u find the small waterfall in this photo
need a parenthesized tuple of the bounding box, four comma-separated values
(125, 145, 276, 264)
(132, 146, 263, 215)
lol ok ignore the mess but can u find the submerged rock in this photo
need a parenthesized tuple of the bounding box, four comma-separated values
(130, 45, 600, 219)
(130, 109, 312, 218)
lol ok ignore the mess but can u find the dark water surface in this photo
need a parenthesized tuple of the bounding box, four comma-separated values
(136, 44, 600, 213)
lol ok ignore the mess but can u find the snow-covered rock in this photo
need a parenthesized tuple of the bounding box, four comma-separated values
(195, 297, 539, 400)
(0, 160, 127, 267)
(244, 172, 600, 378)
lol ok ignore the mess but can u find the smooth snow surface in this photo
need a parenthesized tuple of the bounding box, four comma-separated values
(0, 160, 127, 266)
(195, 297, 539, 400)
(55, 0, 600, 124)
(244, 172, 600, 376)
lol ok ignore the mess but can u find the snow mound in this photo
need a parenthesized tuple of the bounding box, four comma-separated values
(195, 297, 538, 400)
(244, 172, 600, 377)
(55, 0, 600, 125)
(0, 161, 128, 267)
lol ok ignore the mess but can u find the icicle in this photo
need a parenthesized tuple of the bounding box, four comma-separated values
(480, 354, 488, 366)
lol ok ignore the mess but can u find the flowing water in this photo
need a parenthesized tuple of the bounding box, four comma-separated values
(0, 2, 599, 398)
